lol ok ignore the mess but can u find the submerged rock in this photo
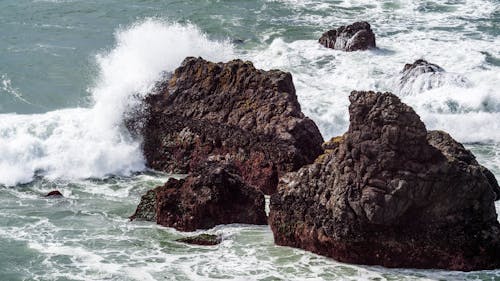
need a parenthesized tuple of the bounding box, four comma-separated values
(131, 161, 267, 232)
(176, 234, 221, 246)
(132, 57, 324, 194)
(319, 21, 376, 51)
(269, 91, 500, 271)
(398, 59, 470, 96)
(45, 190, 63, 198)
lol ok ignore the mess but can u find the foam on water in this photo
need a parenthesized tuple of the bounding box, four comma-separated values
(0, 177, 498, 281)
(247, 30, 500, 143)
(0, 19, 234, 186)
(269, 0, 498, 36)
(0, 74, 31, 105)
(0, 2, 499, 280)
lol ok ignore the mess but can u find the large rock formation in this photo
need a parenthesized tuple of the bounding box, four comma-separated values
(269, 91, 500, 271)
(131, 161, 267, 231)
(319, 21, 376, 52)
(132, 57, 324, 194)
(397, 59, 470, 96)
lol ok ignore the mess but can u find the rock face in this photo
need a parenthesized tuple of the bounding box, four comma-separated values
(398, 59, 470, 96)
(319, 21, 376, 52)
(131, 161, 267, 232)
(269, 91, 500, 271)
(133, 57, 324, 194)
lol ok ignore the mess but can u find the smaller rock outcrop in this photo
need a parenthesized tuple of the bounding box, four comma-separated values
(270, 91, 500, 271)
(131, 161, 267, 232)
(45, 190, 63, 198)
(398, 59, 470, 96)
(319, 21, 376, 51)
(176, 234, 221, 246)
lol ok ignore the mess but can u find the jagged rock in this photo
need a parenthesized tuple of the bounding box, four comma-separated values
(398, 59, 470, 96)
(132, 57, 324, 194)
(130, 189, 157, 222)
(319, 21, 376, 51)
(45, 190, 63, 198)
(131, 161, 267, 232)
(176, 234, 222, 246)
(427, 130, 500, 200)
(269, 91, 500, 271)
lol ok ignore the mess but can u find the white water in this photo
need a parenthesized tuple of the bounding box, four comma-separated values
(0, 1, 499, 279)
(0, 19, 234, 186)
(1, 16, 499, 186)
(248, 32, 500, 142)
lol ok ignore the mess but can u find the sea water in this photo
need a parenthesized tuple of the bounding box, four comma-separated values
(0, 0, 499, 280)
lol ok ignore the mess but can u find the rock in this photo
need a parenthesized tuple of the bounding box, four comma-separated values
(269, 91, 500, 271)
(402, 59, 445, 74)
(319, 21, 376, 51)
(427, 130, 500, 201)
(131, 57, 324, 194)
(45, 190, 63, 198)
(232, 39, 245, 45)
(131, 161, 267, 232)
(176, 234, 222, 246)
(398, 59, 470, 96)
(130, 189, 157, 222)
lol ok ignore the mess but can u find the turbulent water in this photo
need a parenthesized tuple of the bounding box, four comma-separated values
(0, 0, 499, 280)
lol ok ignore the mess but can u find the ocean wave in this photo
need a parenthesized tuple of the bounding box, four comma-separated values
(0, 19, 234, 186)
(246, 32, 500, 143)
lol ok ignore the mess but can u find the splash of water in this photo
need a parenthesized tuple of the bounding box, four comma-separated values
(0, 19, 234, 186)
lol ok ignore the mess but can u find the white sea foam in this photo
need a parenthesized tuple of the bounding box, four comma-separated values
(0, 19, 234, 186)
(0, 74, 31, 105)
(247, 29, 500, 143)
(268, 0, 498, 39)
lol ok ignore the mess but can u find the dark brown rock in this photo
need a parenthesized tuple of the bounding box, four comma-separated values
(132, 57, 324, 194)
(45, 190, 63, 198)
(269, 91, 500, 271)
(402, 59, 444, 74)
(131, 161, 267, 232)
(130, 189, 156, 222)
(427, 130, 500, 200)
(319, 21, 376, 51)
(176, 234, 221, 246)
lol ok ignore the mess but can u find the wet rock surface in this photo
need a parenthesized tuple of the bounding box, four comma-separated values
(131, 161, 267, 232)
(45, 190, 63, 198)
(269, 91, 500, 271)
(176, 234, 222, 246)
(132, 57, 324, 195)
(319, 21, 376, 51)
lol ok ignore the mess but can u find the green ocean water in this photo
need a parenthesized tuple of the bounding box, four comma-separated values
(0, 0, 499, 280)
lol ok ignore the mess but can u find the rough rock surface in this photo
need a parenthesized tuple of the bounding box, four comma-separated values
(132, 57, 324, 194)
(398, 59, 470, 96)
(131, 161, 267, 232)
(45, 190, 63, 198)
(319, 21, 376, 51)
(176, 234, 222, 246)
(269, 91, 500, 271)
